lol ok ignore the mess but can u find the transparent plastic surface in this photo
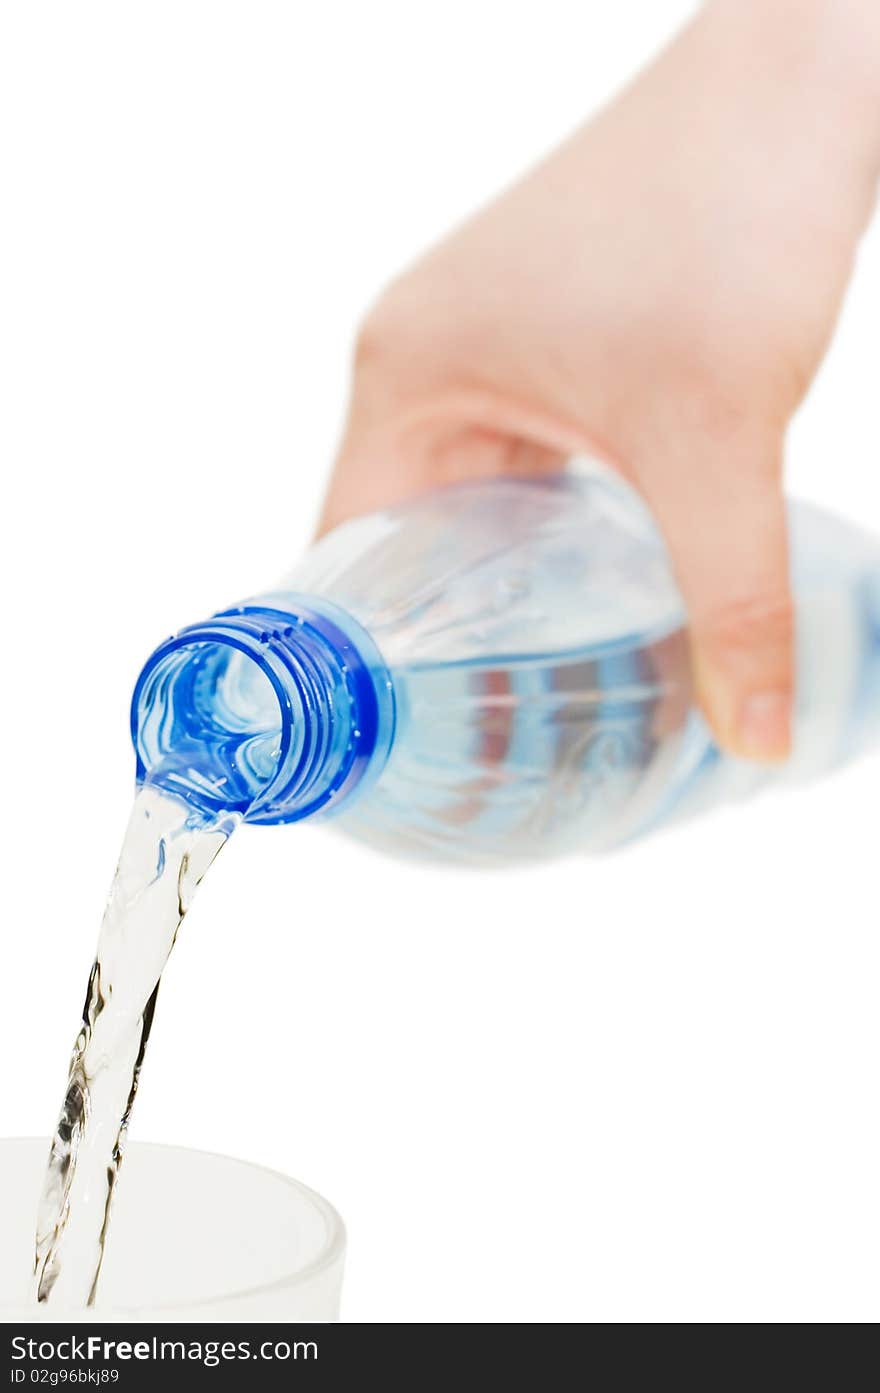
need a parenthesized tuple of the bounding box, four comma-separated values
(0, 1140, 345, 1323)
(277, 470, 880, 862)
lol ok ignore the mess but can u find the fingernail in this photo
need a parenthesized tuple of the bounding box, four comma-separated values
(737, 691, 791, 762)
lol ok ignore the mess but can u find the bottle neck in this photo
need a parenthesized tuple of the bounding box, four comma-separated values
(131, 596, 395, 825)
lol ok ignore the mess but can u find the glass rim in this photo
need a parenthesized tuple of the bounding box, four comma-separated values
(0, 1136, 347, 1317)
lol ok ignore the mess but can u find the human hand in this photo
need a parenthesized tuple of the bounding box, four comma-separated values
(321, 0, 880, 760)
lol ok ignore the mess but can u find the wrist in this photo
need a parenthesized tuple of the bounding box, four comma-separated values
(704, 0, 880, 189)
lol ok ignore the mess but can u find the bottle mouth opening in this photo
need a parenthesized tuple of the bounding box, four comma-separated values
(131, 629, 294, 821)
(132, 598, 396, 826)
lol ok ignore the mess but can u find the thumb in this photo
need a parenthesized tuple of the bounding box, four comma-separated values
(635, 437, 793, 763)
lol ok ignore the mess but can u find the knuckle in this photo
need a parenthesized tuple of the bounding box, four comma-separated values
(686, 390, 754, 448)
(352, 297, 401, 379)
(675, 369, 779, 449)
(352, 274, 424, 380)
(350, 273, 445, 424)
(702, 593, 794, 658)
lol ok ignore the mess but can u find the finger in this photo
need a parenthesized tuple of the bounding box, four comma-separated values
(635, 435, 793, 763)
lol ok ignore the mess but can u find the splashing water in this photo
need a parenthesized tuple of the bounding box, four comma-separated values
(33, 786, 237, 1307)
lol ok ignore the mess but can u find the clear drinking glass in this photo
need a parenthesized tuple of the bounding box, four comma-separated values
(0, 1139, 345, 1322)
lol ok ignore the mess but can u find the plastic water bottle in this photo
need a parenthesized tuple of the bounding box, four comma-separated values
(131, 467, 880, 862)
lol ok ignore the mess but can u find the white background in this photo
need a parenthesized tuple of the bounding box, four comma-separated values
(1, 0, 879, 1322)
